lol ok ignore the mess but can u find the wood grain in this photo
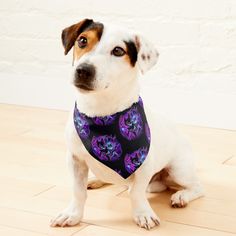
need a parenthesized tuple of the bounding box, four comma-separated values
(0, 104, 235, 235)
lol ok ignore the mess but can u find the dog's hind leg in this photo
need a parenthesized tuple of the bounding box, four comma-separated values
(87, 177, 107, 189)
(147, 180, 167, 193)
(146, 170, 167, 193)
(168, 151, 204, 208)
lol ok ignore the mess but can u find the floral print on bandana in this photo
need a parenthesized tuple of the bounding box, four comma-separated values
(73, 97, 151, 179)
(92, 135, 122, 161)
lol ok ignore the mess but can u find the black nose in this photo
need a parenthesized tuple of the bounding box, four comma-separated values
(75, 63, 95, 81)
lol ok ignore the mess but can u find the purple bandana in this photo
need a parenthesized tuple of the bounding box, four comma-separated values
(73, 97, 151, 179)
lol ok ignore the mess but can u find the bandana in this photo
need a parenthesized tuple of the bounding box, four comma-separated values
(73, 97, 151, 179)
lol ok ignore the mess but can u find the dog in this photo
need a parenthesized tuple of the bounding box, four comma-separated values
(50, 18, 204, 230)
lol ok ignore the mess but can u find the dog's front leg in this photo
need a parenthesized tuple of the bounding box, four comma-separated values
(50, 151, 88, 227)
(129, 164, 160, 230)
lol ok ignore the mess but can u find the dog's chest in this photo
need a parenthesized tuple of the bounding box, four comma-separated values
(73, 97, 151, 179)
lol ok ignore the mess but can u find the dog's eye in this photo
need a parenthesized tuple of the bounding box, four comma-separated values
(77, 36, 87, 48)
(111, 47, 126, 57)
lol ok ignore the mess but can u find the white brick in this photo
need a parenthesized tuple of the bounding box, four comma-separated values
(157, 46, 200, 74)
(200, 22, 236, 48)
(193, 74, 236, 94)
(155, 0, 230, 19)
(90, 0, 229, 19)
(0, 0, 236, 107)
(0, 0, 92, 15)
(0, 38, 67, 63)
(193, 47, 233, 73)
(1, 14, 60, 39)
(89, 1, 162, 18)
(0, 61, 13, 73)
(43, 63, 71, 78)
(229, 0, 236, 18)
(11, 61, 45, 76)
(134, 20, 200, 46)
(0, 0, 20, 12)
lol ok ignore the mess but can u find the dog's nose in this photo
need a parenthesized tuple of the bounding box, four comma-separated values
(75, 63, 95, 81)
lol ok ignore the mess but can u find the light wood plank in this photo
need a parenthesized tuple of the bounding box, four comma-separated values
(73, 224, 235, 236)
(1, 104, 236, 236)
(35, 184, 128, 202)
(30, 186, 236, 234)
(224, 156, 236, 166)
(0, 225, 47, 236)
(82, 205, 236, 235)
(0, 207, 86, 236)
(0, 176, 54, 197)
(179, 125, 236, 165)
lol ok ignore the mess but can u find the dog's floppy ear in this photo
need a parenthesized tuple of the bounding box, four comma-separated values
(61, 19, 93, 55)
(134, 35, 159, 74)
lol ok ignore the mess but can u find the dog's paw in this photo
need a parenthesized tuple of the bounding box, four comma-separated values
(87, 179, 106, 189)
(133, 210, 160, 230)
(171, 190, 189, 208)
(50, 208, 82, 227)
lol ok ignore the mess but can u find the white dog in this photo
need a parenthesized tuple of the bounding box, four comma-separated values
(51, 19, 203, 230)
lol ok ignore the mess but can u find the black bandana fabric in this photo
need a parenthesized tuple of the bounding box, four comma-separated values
(73, 97, 151, 179)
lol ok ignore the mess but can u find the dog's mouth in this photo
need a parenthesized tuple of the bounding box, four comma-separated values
(74, 82, 94, 91)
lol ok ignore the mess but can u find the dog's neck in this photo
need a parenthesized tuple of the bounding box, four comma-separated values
(75, 79, 140, 117)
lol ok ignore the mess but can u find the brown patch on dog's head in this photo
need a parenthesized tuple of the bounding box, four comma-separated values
(73, 25, 103, 61)
(61, 19, 93, 55)
(61, 19, 103, 57)
(124, 40, 138, 67)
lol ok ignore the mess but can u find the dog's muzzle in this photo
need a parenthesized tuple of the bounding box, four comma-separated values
(74, 63, 96, 91)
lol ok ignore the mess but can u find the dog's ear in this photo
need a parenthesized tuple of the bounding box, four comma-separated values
(61, 19, 94, 55)
(134, 35, 159, 74)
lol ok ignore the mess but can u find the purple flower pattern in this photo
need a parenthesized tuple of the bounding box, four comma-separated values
(93, 114, 116, 125)
(145, 123, 151, 143)
(119, 107, 143, 140)
(74, 112, 90, 139)
(92, 135, 122, 161)
(124, 147, 148, 174)
(74, 97, 150, 179)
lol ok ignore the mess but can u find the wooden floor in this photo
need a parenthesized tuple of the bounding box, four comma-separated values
(0, 104, 236, 236)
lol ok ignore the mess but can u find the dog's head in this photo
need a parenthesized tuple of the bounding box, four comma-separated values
(62, 19, 159, 93)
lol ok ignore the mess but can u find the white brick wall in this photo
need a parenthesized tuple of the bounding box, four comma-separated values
(0, 0, 236, 129)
